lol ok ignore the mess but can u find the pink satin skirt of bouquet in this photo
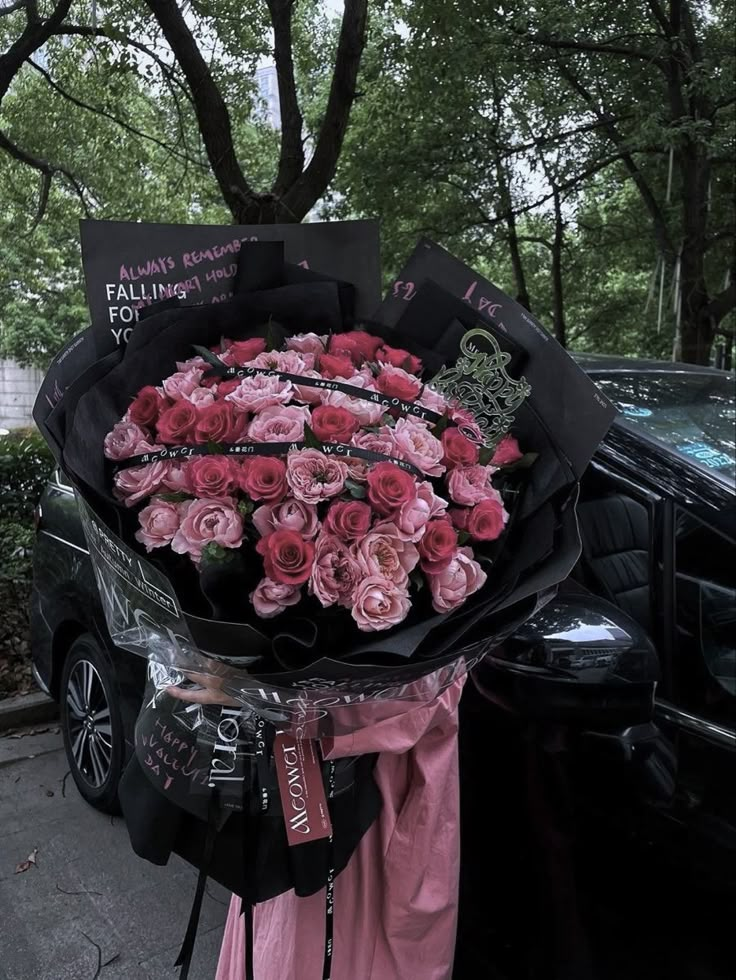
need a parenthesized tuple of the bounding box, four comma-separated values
(215, 677, 465, 980)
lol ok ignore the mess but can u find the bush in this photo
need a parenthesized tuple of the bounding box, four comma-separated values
(0, 428, 54, 581)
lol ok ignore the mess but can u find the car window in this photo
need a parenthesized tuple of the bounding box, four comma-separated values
(674, 509, 736, 710)
(590, 372, 736, 484)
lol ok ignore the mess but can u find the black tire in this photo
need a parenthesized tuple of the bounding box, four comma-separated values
(60, 634, 127, 814)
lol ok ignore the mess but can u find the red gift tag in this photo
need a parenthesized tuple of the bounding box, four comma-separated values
(273, 734, 333, 846)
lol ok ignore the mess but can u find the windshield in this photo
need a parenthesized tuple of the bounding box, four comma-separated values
(590, 371, 736, 484)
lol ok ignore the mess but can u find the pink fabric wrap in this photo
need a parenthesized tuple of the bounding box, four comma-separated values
(215, 677, 465, 980)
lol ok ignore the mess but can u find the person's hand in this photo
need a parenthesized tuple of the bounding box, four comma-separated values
(166, 672, 240, 707)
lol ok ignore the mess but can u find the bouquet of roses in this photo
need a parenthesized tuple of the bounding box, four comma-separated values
(104, 329, 526, 633)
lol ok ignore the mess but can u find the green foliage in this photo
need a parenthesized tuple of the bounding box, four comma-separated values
(0, 429, 53, 581)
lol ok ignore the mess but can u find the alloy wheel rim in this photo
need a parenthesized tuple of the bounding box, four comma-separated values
(66, 659, 113, 789)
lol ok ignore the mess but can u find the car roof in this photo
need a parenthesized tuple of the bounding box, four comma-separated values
(571, 352, 732, 377)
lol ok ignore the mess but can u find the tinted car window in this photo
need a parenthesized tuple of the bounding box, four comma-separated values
(590, 372, 736, 483)
(675, 510, 736, 713)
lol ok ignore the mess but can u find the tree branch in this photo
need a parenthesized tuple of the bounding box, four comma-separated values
(705, 277, 736, 325)
(511, 26, 664, 68)
(0, 0, 72, 100)
(281, 0, 368, 221)
(27, 58, 205, 168)
(0, 1, 30, 17)
(0, 129, 89, 214)
(142, 0, 256, 220)
(267, 0, 305, 195)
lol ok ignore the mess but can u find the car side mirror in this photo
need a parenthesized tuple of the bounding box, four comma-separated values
(474, 587, 659, 728)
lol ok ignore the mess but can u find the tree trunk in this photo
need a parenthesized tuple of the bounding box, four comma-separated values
(494, 151, 532, 311)
(551, 186, 567, 347)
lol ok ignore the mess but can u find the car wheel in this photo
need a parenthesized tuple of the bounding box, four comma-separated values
(60, 634, 126, 813)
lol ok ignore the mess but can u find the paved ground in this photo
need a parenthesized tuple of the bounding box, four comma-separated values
(0, 726, 228, 980)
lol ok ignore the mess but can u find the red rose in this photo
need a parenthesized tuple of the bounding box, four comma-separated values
(318, 352, 355, 380)
(366, 462, 416, 515)
(229, 338, 267, 365)
(240, 456, 288, 502)
(194, 402, 247, 444)
(441, 428, 480, 469)
(190, 456, 238, 498)
(256, 529, 314, 585)
(376, 344, 422, 375)
(129, 386, 167, 428)
(324, 500, 372, 541)
(375, 365, 422, 402)
(492, 434, 523, 467)
(310, 405, 359, 443)
(216, 378, 242, 396)
(328, 331, 382, 365)
(156, 401, 198, 444)
(467, 497, 506, 542)
(418, 519, 458, 573)
(448, 507, 470, 531)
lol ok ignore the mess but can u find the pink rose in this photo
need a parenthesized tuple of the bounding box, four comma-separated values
(318, 353, 354, 380)
(194, 402, 248, 444)
(156, 401, 199, 444)
(216, 378, 243, 397)
(388, 417, 445, 477)
(285, 332, 328, 355)
(467, 494, 508, 541)
(190, 456, 238, 498)
(248, 405, 311, 443)
(449, 507, 470, 531)
(286, 449, 347, 504)
(135, 499, 182, 551)
(253, 498, 320, 539)
(376, 344, 422, 375)
(328, 331, 382, 365)
(441, 428, 480, 469)
(450, 404, 484, 444)
(309, 532, 362, 608)
(354, 522, 419, 587)
(375, 364, 422, 403)
(320, 373, 384, 426)
(396, 480, 447, 541)
(129, 386, 168, 428)
(239, 456, 288, 503)
(251, 577, 302, 619)
(492, 434, 523, 466)
(225, 374, 293, 413)
(113, 461, 168, 506)
(351, 576, 411, 632)
(171, 498, 243, 560)
(417, 386, 449, 415)
(176, 356, 210, 372)
(447, 464, 497, 506)
(163, 368, 203, 401)
(256, 530, 315, 585)
(417, 519, 458, 573)
(252, 350, 315, 373)
(310, 405, 359, 443)
(427, 547, 487, 613)
(104, 421, 155, 461)
(323, 500, 372, 541)
(351, 430, 396, 459)
(185, 387, 216, 408)
(291, 369, 324, 405)
(227, 338, 267, 366)
(367, 462, 416, 515)
(161, 460, 194, 494)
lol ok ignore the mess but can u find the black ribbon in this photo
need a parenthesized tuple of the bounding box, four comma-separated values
(116, 440, 425, 479)
(175, 793, 222, 980)
(206, 363, 442, 425)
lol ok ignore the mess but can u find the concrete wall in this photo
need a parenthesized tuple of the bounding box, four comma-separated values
(0, 359, 43, 431)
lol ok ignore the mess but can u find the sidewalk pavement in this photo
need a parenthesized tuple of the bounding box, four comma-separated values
(0, 726, 228, 980)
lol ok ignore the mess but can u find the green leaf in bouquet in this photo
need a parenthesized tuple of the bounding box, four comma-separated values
(303, 423, 322, 450)
(264, 316, 279, 352)
(200, 542, 239, 566)
(499, 452, 539, 472)
(409, 568, 425, 591)
(192, 344, 226, 371)
(432, 412, 451, 438)
(367, 361, 381, 377)
(158, 492, 190, 504)
(478, 445, 495, 466)
(344, 478, 367, 499)
(457, 530, 471, 546)
(238, 499, 255, 517)
(206, 440, 225, 455)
